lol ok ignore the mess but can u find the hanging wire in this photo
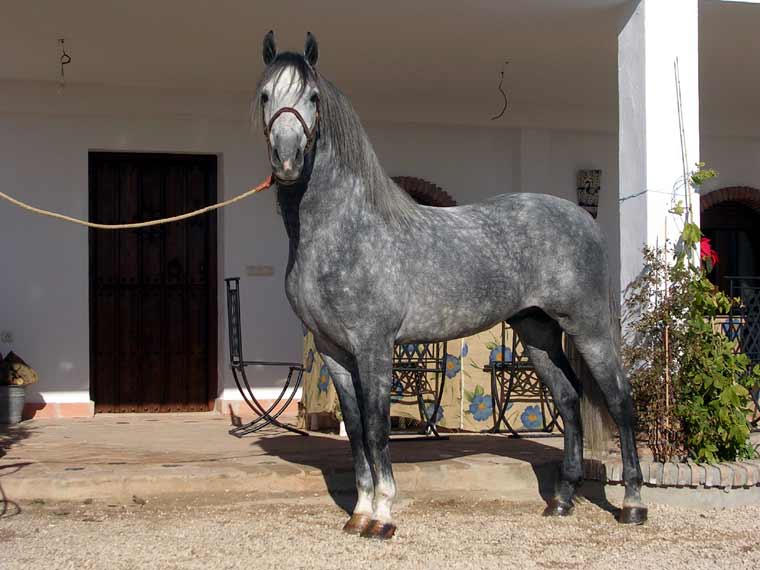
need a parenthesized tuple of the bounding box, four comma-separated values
(619, 188, 681, 203)
(490, 61, 510, 120)
(58, 38, 71, 91)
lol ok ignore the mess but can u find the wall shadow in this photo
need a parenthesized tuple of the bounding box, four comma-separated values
(256, 433, 570, 516)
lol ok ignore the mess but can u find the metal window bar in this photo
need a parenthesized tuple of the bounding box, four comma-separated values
(225, 277, 308, 437)
(390, 341, 448, 441)
(484, 321, 562, 437)
(727, 276, 760, 428)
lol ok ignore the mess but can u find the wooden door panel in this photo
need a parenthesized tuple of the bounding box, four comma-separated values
(94, 163, 118, 286)
(187, 166, 208, 285)
(119, 166, 140, 285)
(188, 288, 209, 406)
(117, 287, 141, 411)
(90, 153, 217, 413)
(165, 166, 186, 287)
(93, 289, 118, 412)
(166, 288, 187, 411)
(140, 166, 164, 287)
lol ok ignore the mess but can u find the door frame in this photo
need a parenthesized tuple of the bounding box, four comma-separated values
(88, 151, 219, 412)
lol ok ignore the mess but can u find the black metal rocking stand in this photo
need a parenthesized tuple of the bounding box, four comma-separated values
(484, 322, 562, 438)
(225, 278, 308, 437)
(390, 341, 449, 441)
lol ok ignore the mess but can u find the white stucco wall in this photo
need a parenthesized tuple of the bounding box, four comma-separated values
(0, 83, 622, 405)
(700, 136, 760, 194)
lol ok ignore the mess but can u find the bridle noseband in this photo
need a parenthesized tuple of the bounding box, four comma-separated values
(262, 102, 320, 185)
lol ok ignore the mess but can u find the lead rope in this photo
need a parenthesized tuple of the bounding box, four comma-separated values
(0, 175, 274, 230)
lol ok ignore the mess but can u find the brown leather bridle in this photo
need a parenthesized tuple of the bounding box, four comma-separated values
(262, 102, 320, 185)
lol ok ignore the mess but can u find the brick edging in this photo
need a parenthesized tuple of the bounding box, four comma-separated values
(584, 458, 760, 489)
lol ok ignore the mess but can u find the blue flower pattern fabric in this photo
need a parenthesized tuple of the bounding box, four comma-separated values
(403, 344, 418, 356)
(304, 349, 315, 373)
(489, 345, 512, 366)
(520, 405, 543, 429)
(444, 354, 461, 379)
(390, 378, 404, 403)
(465, 384, 493, 422)
(302, 325, 561, 433)
(424, 402, 444, 423)
(317, 364, 332, 394)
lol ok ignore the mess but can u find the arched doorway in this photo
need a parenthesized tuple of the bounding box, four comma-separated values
(701, 186, 760, 292)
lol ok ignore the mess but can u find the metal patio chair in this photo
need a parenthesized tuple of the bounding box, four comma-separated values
(225, 277, 308, 437)
(390, 340, 449, 440)
(483, 321, 562, 437)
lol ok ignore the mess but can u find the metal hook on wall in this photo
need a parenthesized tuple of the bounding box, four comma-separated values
(58, 38, 71, 91)
(490, 60, 510, 121)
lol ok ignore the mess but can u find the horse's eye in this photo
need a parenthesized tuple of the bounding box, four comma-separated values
(260, 93, 269, 105)
(310, 93, 319, 104)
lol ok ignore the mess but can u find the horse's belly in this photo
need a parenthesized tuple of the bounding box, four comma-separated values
(397, 295, 522, 343)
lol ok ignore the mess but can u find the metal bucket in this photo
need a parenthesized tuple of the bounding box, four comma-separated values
(0, 385, 25, 424)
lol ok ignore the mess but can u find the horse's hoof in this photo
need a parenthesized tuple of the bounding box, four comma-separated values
(619, 506, 648, 525)
(360, 519, 396, 540)
(343, 513, 372, 535)
(542, 499, 574, 517)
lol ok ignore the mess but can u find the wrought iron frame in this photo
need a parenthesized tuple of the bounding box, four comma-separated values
(727, 276, 760, 427)
(484, 322, 562, 437)
(225, 277, 308, 437)
(390, 341, 448, 440)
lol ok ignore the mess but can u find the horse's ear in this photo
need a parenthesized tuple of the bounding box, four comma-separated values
(263, 30, 277, 65)
(304, 32, 319, 67)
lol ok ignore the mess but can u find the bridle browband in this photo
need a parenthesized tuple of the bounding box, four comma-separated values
(262, 101, 320, 186)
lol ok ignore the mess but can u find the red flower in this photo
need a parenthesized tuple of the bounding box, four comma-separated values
(700, 237, 719, 268)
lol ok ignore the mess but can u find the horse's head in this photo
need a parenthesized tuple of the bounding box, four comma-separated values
(257, 31, 320, 185)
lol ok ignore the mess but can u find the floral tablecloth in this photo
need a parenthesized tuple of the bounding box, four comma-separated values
(300, 324, 555, 432)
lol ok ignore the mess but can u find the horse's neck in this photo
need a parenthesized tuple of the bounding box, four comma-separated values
(285, 155, 365, 227)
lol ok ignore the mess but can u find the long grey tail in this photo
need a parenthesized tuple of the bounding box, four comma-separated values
(570, 286, 619, 458)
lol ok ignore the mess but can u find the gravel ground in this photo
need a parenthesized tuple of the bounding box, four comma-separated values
(1, 492, 758, 570)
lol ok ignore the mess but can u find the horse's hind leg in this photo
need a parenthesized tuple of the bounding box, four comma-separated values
(571, 332, 647, 524)
(317, 349, 375, 535)
(510, 314, 583, 516)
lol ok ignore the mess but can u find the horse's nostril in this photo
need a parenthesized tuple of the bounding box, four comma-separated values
(272, 148, 281, 165)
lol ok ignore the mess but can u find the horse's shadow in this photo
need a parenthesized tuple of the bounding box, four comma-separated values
(255, 432, 619, 518)
(0, 423, 34, 518)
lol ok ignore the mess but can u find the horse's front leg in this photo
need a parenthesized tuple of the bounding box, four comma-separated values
(355, 343, 397, 540)
(317, 349, 375, 535)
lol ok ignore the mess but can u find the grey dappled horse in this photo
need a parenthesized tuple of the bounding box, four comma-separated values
(255, 31, 646, 539)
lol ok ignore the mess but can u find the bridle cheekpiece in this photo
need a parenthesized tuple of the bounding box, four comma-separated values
(262, 101, 320, 186)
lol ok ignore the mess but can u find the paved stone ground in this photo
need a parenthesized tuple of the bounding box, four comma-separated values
(2, 414, 759, 568)
(1, 491, 758, 570)
(0, 414, 566, 502)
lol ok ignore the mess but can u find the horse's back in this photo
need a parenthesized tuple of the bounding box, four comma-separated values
(397, 191, 610, 340)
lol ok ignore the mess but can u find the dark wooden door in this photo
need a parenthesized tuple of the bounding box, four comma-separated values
(89, 153, 218, 413)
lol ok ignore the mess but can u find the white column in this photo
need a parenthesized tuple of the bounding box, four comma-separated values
(618, 0, 700, 295)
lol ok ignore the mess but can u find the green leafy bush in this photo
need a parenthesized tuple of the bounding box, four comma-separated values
(623, 166, 757, 464)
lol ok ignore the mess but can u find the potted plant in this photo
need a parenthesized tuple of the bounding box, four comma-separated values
(0, 351, 38, 424)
